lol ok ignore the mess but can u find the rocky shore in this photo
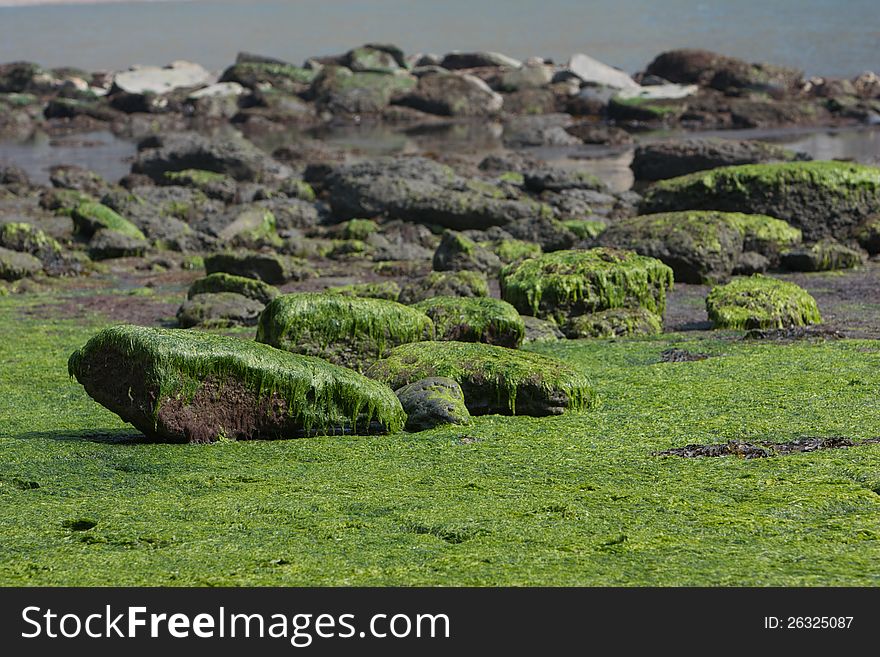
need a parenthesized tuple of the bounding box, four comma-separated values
(2, 43, 880, 442)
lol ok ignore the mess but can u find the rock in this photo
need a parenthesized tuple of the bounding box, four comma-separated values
(733, 251, 770, 275)
(599, 211, 801, 283)
(326, 281, 401, 301)
(523, 167, 607, 193)
(562, 219, 607, 241)
(780, 238, 866, 271)
(220, 60, 316, 93)
(501, 88, 561, 114)
(566, 84, 617, 115)
(257, 293, 434, 371)
(188, 81, 245, 100)
(0, 221, 63, 263)
(706, 275, 821, 329)
(631, 138, 809, 181)
(0, 246, 42, 280)
(640, 161, 880, 242)
(112, 61, 214, 95)
(855, 214, 880, 253)
(395, 377, 470, 431)
(564, 123, 634, 146)
(68, 325, 405, 442)
(71, 202, 146, 241)
(432, 230, 502, 274)
(326, 157, 544, 230)
(398, 270, 489, 304)
(615, 83, 698, 101)
(176, 292, 265, 328)
(500, 62, 554, 91)
(486, 237, 542, 264)
(503, 216, 577, 252)
(212, 206, 280, 248)
(521, 315, 564, 343)
(257, 197, 320, 231)
(88, 229, 148, 260)
(312, 66, 417, 113)
(502, 113, 580, 147)
(560, 53, 639, 90)
(397, 71, 503, 116)
(500, 247, 673, 324)
(367, 341, 593, 416)
(162, 169, 238, 202)
(413, 296, 525, 347)
(187, 272, 278, 305)
(132, 132, 288, 183)
(564, 307, 662, 339)
(0, 61, 46, 93)
(440, 51, 521, 70)
(204, 251, 314, 284)
(49, 165, 110, 196)
(607, 95, 685, 123)
(345, 45, 404, 73)
(366, 220, 436, 262)
(645, 49, 803, 93)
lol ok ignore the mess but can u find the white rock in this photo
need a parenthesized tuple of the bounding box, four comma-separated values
(615, 83, 699, 101)
(113, 60, 215, 95)
(565, 53, 639, 90)
(188, 82, 246, 100)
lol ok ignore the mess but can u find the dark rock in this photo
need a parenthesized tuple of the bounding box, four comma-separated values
(433, 231, 502, 274)
(396, 71, 503, 116)
(176, 292, 265, 328)
(780, 238, 867, 272)
(204, 251, 313, 284)
(311, 66, 417, 114)
(0, 246, 42, 280)
(523, 167, 607, 193)
(521, 315, 564, 343)
(504, 215, 577, 252)
(395, 377, 471, 431)
(440, 51, 521, 70)
(733, 251, 770, 275)
(88, 229, 149, 260)
(398, 270, 489, 304)
(645, 49, 802, 94)
(564, 123, 634, 145)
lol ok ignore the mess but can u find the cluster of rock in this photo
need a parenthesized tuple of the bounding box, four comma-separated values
(2, 45, 879, 147)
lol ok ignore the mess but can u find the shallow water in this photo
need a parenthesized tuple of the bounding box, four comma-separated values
(0, 0, 878, 77)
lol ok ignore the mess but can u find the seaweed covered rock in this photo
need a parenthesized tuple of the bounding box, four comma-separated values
(71, 202, 146, 241)
(706, 275, 821, 330)
(204, 251, 314, 284)
(177, 292, 265, 328)
(599, 211, 801, 283)
(500, 248, 673, 324)
(413, 296, 525, 348)
(326, 281, 401, 301)
(68, 325, 405, 442)
(855, 214, 880, 254)
(397, 71, 503, 117)
(88, 229, 149, 260)
(432, 230, 502, 274)
(0, 246, 42, 281)
(162, 169, 237, 202)
(398, 270, 489, 304)
(522, 316, 565, 343)
(564, 307, 663, 339)
(640, 161, 880, 241)
(780, 238, 866, 272)
(0, 221, 63, 263)
(256, 292, 434, 370)
(367, 341, 593, 416)
(523, 167, 607, 193)
(188, 272, 279, 305)
(312, 66, 417, 114)
(395, 377, 471, 431)
(631, 138, 808, 181)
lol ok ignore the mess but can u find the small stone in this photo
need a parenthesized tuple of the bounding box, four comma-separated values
(395, 377, 471, 431)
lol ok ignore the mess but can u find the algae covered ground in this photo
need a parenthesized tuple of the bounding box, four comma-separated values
(3, 290, 880, 586)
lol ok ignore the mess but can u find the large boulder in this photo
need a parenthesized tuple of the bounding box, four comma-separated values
(395, 377, 471, 432)
(367, 341, 594, 416)
(500, 248, 674, 324)
(68, 325, 405, 442)
(187, 272, 278, 305)
(132, 132, 288, 183)
(256, 292, 434, 371)
(640, 161, 880, 242)
(396, 71, 503, 116)
(413, 296, 525, 348)
(644, 49, 803, 94)
(311, 66, 417, 113)
(325, 157, 545, 229)
(706, 275, 821, 330)
(599, 211, 801, 283)
(631, 139, 809, 181)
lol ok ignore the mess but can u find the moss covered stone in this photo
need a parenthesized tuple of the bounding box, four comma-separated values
(68, 325, 405, 442)
(367, 341, 594, 416)
(413, 296, 526, 348)
(563, 219, 607, 241)
(855, 214, 880, 254)
(706, 275, 822, 330)
(599, 211, 800, 283)
(257, 292, 435, 371)
(395, 377, 471, 431)
(0, 221, 62, 262)
(205, 251, 315, 284)
(487, 238, 542, 264)
(327, 281, 401, 301)
(220, 61, 317, 92)
(340, 218, 379, 241)
(641, 161, 880, 241)
(780, 238, 866, 272)
(163, 169, 237, 201)
(398, 270, 489, 304)
(71, 202, 146, 241)
(500, 248, 674, 324)
(565, 308, 663, 339)
(188, 272, 279, 305)
(0, 246, 42, 281)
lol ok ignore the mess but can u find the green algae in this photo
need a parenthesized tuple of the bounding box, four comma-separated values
(71, 202, 146, 241)
(500, 247, 674, 323)
(164, 169, 230, 186)
(257, 292, 434, 366)
(340, 218, 378, 241)
(565, 307, 663, 339)
(187, 272, 278, 305)
(563, 219, 607, 240)
(67, 324, 405, 437)
(367, 340, 594, 415)
(327, 281, 401, 301)
(413, 296, 526, 347)
(487, 238, 542, 264)
(706, 275, 822, 329)
(0, 222, 62, 260)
